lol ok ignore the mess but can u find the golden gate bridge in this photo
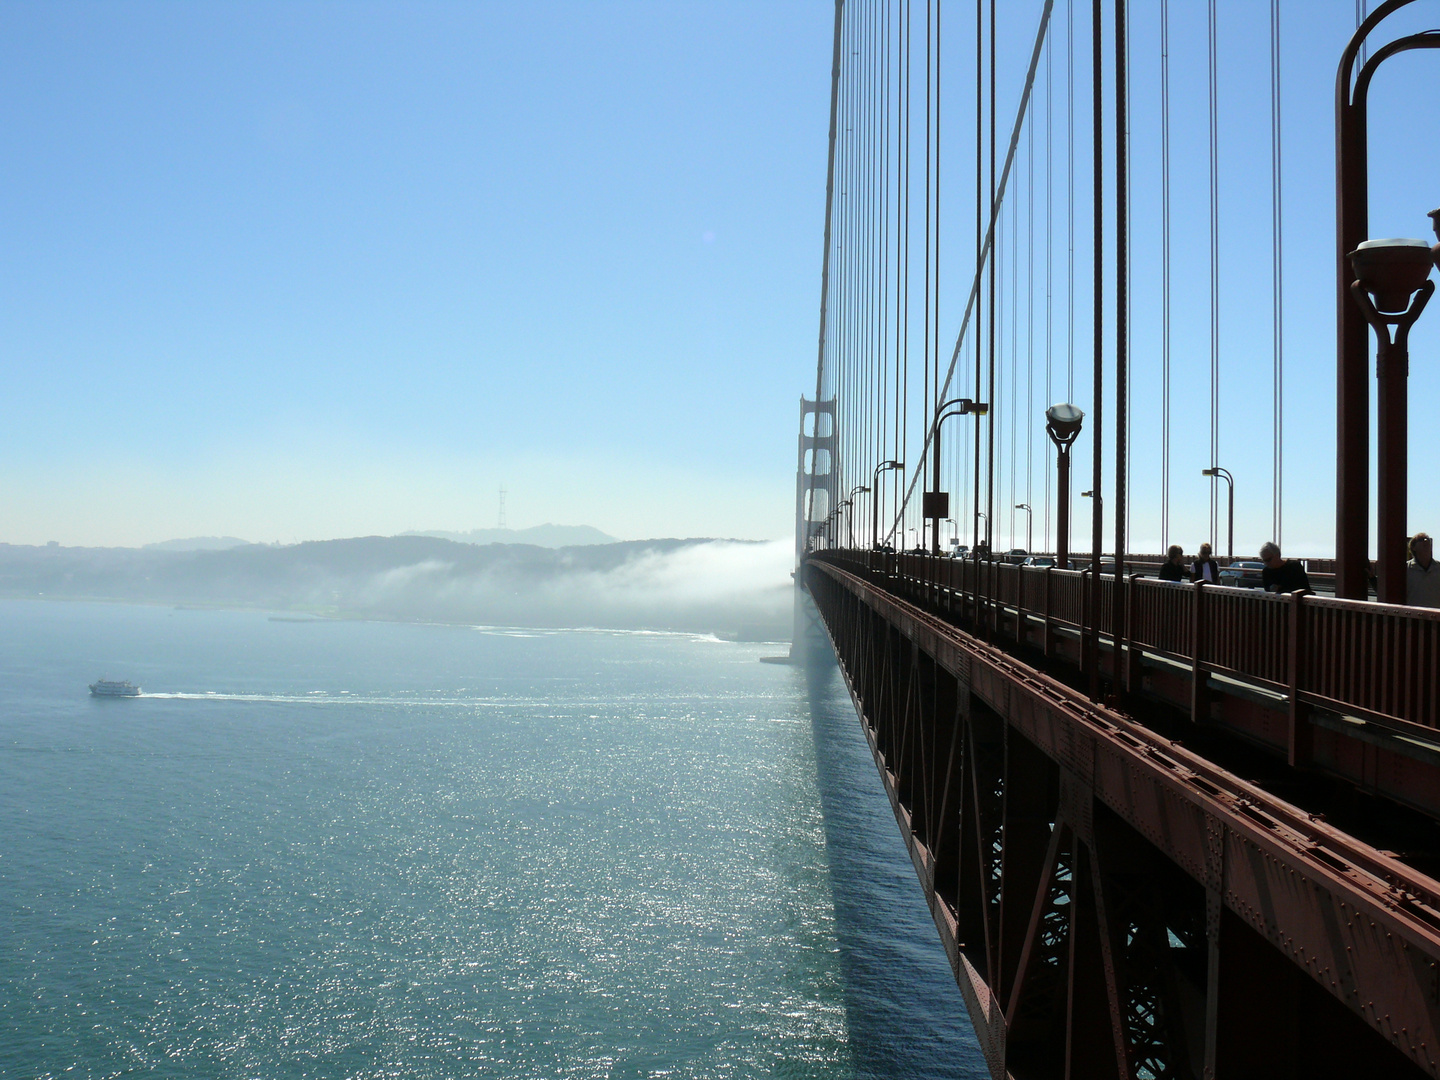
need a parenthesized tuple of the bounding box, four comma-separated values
(795, 1, 1440, 1076)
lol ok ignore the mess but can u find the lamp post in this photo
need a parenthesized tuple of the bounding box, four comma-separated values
(1015, 504, 1033, 554)
(872, 461, 903, 550)
(846, 485, 870, 549)
(928, 399, 990, 555)
(834, 499, 852, 550)
(1201, 467, 1235, 559)
(945, 518, 957, 551)
(1045, 404, 1085, 570)
(1335, 2, 1440, 599)
(1349, 236, 1435, 603)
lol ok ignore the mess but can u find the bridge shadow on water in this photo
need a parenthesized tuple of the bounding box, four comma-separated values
(800, 655, 988, 1080)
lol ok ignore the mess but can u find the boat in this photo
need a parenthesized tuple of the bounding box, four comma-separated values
(89, 679, 141, 697)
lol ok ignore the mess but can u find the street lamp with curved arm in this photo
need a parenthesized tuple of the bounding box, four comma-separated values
(1015, 503, 1033, 554)
(872, 461, 904, 550)
(1335, 1, 1440, 599)
(831, 499, 852, 549)
(928, 398, 989, 554)
(844, 485, 870, 550)
(1201, 467, 1235, 559)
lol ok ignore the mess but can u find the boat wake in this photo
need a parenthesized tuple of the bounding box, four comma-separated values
(137, 691, 514, 707)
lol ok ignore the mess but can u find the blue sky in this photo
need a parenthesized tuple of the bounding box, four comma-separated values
(1, 2, 833, 545)
(2, 1, 1438, 554)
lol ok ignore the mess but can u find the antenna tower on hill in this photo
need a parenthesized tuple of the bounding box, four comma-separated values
(497, 486, 507, 530)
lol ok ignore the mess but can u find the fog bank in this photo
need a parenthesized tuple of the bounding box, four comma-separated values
(0, 536, 794, 640)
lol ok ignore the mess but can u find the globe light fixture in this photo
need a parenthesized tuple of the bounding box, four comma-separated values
(1349, 235, 1435, 603)
(1045, 404, 1085, 569)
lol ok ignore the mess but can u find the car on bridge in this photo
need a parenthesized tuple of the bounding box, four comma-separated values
(1219, 560, 1266, 589)
(1022, 556, 1055, 568)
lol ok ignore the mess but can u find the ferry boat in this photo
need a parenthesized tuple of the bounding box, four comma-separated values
(89, 679, 141, 697)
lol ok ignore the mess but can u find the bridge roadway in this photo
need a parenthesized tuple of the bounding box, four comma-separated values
(803, 549, 1440, 1080)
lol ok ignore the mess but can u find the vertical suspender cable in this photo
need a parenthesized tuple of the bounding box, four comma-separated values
(1067, 0, 1075, 400)
(1123, 0, 1131, 543)
(1207, 0, 1219, 548)
(903, 0, 910, 529)
(934, 0, 942, 554)
(875, 0, 887, 506)
(922, 0, 932, 549)
(1271, 0, 1283, 547)
(1027, 108, 1034, 551)
(1115, 0, 1128, 614)
(1045, 30, 1053, 552)
(988, 0, 997, 552)
(1160, 0, 1170, 550)
(864, 4, 873, 532)
(1088, 0, 1103, 694)
(898, 0, 905, 505)
(1010, 154, 1019, 546)
(898, 0, 1052, 529)
(867, 3, 877, 520)
(974, 0, 983, 551)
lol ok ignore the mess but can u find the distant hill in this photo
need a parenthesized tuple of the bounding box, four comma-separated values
(0, 535, 790, 639)
(404, 524, 617, 548)
(142, 536, 253, 552)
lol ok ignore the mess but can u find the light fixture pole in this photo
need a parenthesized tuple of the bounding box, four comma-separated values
(1334, 1, 1440, 599)
(1015, 504, 1033, 554)
(927, 399, 990, 555)
(1200, 467, 1235, 559)
(1349, 236, 1435, 603)
(1045, 404, 1085, 570)
(872, 461, 903, 550)
(847, 485, 870, 550)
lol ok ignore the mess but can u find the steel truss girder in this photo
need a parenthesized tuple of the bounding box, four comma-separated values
(804, 558, 1440, 1080)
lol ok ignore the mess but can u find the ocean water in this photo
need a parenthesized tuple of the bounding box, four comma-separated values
(0, 600, 983, 1079)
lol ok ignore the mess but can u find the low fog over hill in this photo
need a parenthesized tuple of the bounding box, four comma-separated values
(0, 536, 792, 641)
(401, 524, 617, 548)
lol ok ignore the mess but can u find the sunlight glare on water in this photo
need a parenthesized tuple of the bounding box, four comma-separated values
(0, 600, 982, 1079)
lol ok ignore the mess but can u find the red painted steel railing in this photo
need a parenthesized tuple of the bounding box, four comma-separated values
(815, 549, 1440, 735)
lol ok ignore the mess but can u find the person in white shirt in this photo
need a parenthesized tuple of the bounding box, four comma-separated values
(1407, 533, 1440, 608)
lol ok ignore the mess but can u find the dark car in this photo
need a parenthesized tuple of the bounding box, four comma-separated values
(1005, 548, 1029, 565)
(1219, 560, 1266, 589)
(1022, 556, 1055, 568)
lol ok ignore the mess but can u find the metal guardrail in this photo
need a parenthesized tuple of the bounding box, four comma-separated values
(814, 549, 1440, 736)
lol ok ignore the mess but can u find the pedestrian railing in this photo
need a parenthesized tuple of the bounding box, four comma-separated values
(811, 549, 1440, 736)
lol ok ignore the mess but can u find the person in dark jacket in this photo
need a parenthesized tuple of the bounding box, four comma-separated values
(1260, 541, 1311, 594)
(1192, 542, 1220, 584)
(1158, 544, 1191, 582)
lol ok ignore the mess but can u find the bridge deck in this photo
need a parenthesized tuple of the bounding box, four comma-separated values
(805, 552, 1440, 1079)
